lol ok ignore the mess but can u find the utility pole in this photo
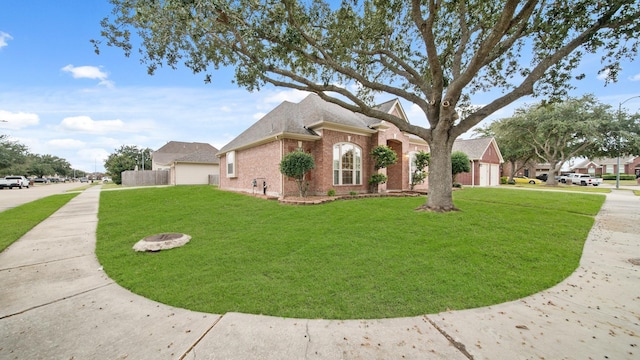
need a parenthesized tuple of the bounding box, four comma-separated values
(616, 95, 640, 189)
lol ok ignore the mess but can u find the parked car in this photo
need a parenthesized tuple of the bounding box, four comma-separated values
(568, 173, 602, 186)
(535, 174, 548, 182)
(0, 176, 30, 189)
(79, 177, 89, 183)
(559, 173, 575, 183)
(33, 178, 49, 184)
(514, 176, 544, 184)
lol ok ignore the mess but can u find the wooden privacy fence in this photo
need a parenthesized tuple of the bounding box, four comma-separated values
(208, 174, 220, 186)
(122, 170, 169, 187)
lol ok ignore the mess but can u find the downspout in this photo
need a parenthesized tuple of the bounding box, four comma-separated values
(471, 160, 476, 187)
(279, 136, 284, 198)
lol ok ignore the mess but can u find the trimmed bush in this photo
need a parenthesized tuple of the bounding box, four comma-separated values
(602, 174, 636, 180)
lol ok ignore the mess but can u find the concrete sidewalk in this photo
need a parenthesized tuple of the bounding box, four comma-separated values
(0, 187, 638, 359)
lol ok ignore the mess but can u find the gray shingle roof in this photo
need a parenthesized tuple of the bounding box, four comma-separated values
(452, 137, 502, 162)
(218, 94, 392, 154)
(174, 149, 220, 164)
(154, 141, 219, 165)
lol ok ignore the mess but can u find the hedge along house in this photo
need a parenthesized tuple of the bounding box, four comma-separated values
(217, 94, 429, 197)
(452, 137, 504, 187)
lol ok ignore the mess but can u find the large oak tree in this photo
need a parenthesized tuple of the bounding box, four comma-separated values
(484, 95, 614, 186)
(95, 0, 640, 211)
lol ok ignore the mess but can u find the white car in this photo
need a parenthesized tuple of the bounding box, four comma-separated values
(0, 176, 30, 189)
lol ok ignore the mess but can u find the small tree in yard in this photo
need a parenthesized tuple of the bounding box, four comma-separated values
(451, 151, 471, 186)
(279, 150, 315, 197)
(410, 151, 430, 191)
(369, 145, 397, 192)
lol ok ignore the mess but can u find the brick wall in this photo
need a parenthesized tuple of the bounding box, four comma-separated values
(219, 140, 283, 196)
(220, 124, 430, 197)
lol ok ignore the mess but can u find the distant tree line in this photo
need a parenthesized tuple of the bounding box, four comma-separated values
(0, 134, 84, 178)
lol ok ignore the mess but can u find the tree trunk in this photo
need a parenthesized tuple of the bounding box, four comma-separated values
(545, 163, 562, 186)
(419, 130, 457, 212)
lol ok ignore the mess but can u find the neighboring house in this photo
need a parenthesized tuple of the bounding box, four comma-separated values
(452, 137, 504, 186)
(217, 94, 429, 197)
(572, 156, 640, 177)
(152, 141, 220, 185)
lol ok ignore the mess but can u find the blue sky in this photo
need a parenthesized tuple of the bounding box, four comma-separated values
(1, 1, 639, 173)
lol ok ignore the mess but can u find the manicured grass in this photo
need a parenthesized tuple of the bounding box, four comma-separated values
(506, 183, 610, 193)
(602, 179, 638, 187)
(0, 193, 79, 253)
(96, 186, 604, 319)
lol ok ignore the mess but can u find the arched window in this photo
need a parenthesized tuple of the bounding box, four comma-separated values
(333, 143, 362, 185)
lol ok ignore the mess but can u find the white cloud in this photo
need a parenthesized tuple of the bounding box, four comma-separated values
(59, 116, 126, 134)
(76, 147, 111, 172)
(406, 103, 428, 126)
(0, 31, 12, 49)
(0, 110, 39, 129)
(252, 112, 266, 120)
(597, 68, 610, 81)
(47, 138, 86, 149)
(263, 89, 309, 106)
(629, 73, 640, 82)
(61, 64, 114, 88)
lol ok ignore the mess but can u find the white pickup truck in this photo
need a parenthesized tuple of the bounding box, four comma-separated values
(0, 176, 30, 189)
(568, 173, 603, 186)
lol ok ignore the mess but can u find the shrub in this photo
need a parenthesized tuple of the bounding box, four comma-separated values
(327, 189, 336, 196)
(368, 173, 388, 185)
(500, 176, 508, 184)
(453, 183, 463, 188)
(371, 145, 398, 170)
(602, 174, 636, 180)
(451, 151, 471, 184)
(410, 151, 430, 190)
(349, 191, 357, 196)
(279, 150, 315, 197)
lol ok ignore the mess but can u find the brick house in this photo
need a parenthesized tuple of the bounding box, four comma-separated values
(572, 156, 640, 177)
(217, 94, 429, 197)
(152, 141, 220, 185)
(452, 137, 504, 186)
(501, 160, 546, 179)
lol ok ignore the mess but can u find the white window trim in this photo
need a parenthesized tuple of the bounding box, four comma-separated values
(227, 151, 236, 178)
(333, 143, 362, 185)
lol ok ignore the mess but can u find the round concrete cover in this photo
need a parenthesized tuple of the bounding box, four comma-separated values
(133, 233, 191, 252)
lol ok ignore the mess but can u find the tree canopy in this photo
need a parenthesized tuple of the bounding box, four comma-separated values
(483, 95, 616, 185)
(474, 122, 538, 182)
(1, 135, 77, 178)
(96, 0, 640, 211)
(104, 145, 153, 184)
(279, 150, 315, 197)
(0, 134, 29, 175)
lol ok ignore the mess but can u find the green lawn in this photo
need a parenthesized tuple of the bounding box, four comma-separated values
(0, 193, 79, 252)
(505, 183, 611, 193)
(96, 186, 604, 319)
